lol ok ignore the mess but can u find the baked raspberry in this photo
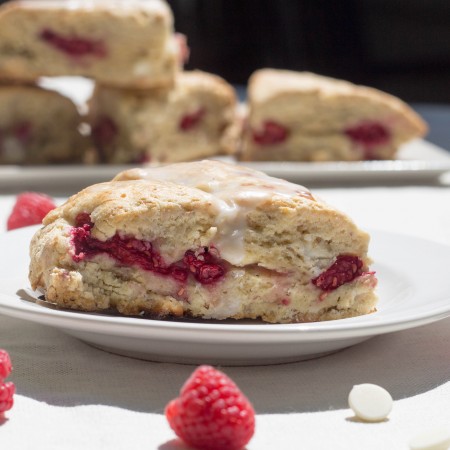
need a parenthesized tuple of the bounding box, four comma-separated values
(183, 249, 225, 284)
(92, 117, 118, 148)
(0, 350, 12, 380)
(0, 381, 15, 416)
(74, 212, 93, 228)
(179, 108, 206, 131)
(344, 121, 390, 156)
(312, 255, 364, 292)
(7, 192, 56, 231)
(252, 120, 289, 145)
(71, 216, 225, 285)
(40, 28, 107, 58)
(0, 122, 32, 154)
(132, 152, 151, 164)
(13, 121, 32, 144)
(165, 365, 255, 450)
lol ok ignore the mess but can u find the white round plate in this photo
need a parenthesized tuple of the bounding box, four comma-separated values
(0, 226, 449, 366)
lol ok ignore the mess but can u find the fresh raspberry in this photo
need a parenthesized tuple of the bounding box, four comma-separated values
(179, 108, 206, 131)
(40, 28, 107, 58)
(0, 349, 12, 380)
(312, 255, 364, 292)
(165, 366, 255, 450)
(0, 382, 15, 416)
(252, 120, 289, 145)
(7, 192, 56, 231)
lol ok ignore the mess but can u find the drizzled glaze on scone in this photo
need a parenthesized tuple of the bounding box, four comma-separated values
(29, 160, 377, 323)
(113, 160, 314, 265)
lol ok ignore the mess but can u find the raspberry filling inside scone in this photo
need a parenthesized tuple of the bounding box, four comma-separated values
(91, 116, 118, 162)
(11, 122, 32, 144)
(312, 255, 365, 292)
(91, 117, 118, 147)
(132, 152, 151, 164)
(71, 213, 369, 295)
(71, 214, 226, 285)
(40, 29, 107, 58)
(344, 121, 391, 158)
(179, 108, 206, 131)
(91, 116, 151, 164)
(252, 120, 289, 145)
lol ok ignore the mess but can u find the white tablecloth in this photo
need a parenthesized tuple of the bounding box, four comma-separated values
(1, 181, 450, 450)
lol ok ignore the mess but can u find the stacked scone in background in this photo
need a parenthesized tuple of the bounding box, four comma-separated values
(0, 0, 238, 165)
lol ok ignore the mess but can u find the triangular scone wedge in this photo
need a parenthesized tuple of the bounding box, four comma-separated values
(30, 160, 377, 323)
(241, 69, 427, 161)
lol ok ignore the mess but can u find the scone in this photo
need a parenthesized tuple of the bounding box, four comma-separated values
(0, 0, 179, 89)
(89, 71, 239, 163)
(240, 69, 427, 161)
(0, 83, 86, 164)
(29, 160, 377, 323)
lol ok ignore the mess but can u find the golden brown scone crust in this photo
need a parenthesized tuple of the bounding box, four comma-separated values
(30, 160, 377, 323)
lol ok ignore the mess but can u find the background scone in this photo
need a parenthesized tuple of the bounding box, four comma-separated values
(89, 71, 239, 163)
(29, 160, 377, 323)
(241, 69, 427, 162)
(0, 83, 86, 164)
(0, 0, 179, 89)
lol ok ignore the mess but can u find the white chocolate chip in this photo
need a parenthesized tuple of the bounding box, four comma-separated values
(133, 60, 152, 76)
(409, 428, 450, 450)
(348, 383, 393, 422)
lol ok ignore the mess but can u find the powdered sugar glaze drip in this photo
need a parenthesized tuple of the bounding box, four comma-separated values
(114, 160, 314, 265)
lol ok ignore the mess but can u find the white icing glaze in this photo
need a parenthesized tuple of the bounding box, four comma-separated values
(126, 161, 313, 265)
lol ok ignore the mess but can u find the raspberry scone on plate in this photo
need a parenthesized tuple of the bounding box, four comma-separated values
(0, 83, 86, 164)
(89, 71, 239, 163)
(0, 0, 179, 89)
(29, 160, 378, 323)
(240, 69, 427, 162)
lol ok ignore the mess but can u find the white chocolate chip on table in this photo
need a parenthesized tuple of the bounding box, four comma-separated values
(409, 428, 450, 450)
(348, 383, 393, 422)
